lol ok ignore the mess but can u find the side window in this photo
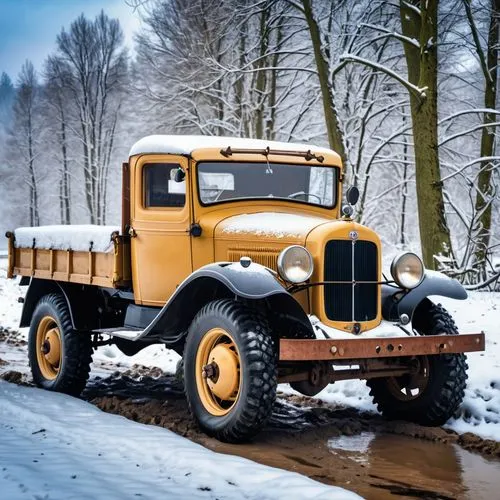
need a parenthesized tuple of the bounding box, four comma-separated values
(144, 163, 186, 208)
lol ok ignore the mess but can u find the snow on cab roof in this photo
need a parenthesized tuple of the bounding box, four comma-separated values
(129, 135, 338, 158)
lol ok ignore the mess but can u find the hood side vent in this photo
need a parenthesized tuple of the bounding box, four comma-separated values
(228, 246, 280, 271)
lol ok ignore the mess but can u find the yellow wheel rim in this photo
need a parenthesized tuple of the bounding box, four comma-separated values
(195, 328, 241, 416)
(36, 316, 62, 380)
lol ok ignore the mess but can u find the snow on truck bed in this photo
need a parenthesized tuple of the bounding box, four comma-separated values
(0, 381, 359, 500)
(13, 225, 120, 253)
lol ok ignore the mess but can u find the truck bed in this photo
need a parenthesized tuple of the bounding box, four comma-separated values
(6, 225, 131, 288)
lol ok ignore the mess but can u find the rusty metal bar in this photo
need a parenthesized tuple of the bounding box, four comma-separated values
(332, 368, 411, 382)
(279, 333, 485, 361)
(219, 146, 325, 163)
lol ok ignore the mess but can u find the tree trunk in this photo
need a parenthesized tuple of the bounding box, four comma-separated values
(254, 4, 269, 139)
(400, 0, 454, 269)
(59, 106, 70, 224)
(301, 0, 347, 167)
(400, 112, 409, 246)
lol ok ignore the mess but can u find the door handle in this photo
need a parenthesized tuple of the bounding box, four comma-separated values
(128, 226, 137, 238)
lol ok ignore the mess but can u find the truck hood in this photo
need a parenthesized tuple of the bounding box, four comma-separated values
(214, 212, 331, 244)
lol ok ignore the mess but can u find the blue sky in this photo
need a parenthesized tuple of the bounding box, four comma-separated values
(0, 0, 140, 80)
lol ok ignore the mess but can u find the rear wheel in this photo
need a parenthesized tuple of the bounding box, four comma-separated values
(28, 294, 93, 396)
(183, 299, 277, 442)
(367, 302, 468, 426)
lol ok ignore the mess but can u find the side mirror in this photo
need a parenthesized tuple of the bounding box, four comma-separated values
(172, 168, 185, 183)
(346, 186, 359, 206)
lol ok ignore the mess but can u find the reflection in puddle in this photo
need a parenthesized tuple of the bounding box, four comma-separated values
(329, 432, 500, 499)
(327, 433, 374, 464)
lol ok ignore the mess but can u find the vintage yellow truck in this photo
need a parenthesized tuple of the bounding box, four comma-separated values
(6, 135, 484, 442)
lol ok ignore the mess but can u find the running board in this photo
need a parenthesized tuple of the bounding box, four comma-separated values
(93, 327, 144, 341)
(279, 333, 485, 361)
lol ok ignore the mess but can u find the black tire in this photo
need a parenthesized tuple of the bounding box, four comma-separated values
(183, 299, 277, 442)
(28, 293, 93, 396)
(367, 301, 468, 426)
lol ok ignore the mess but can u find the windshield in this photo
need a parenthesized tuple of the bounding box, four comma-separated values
(197, 161, 337, 208)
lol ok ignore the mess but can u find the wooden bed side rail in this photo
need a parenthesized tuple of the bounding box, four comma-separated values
(279, 333, 485, 361)
(6, 237, 131, 289)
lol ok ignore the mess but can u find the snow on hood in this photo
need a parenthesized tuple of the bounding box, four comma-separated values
(217, 212, 329, 240)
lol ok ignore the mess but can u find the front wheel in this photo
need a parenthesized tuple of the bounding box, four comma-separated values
(367, 302, 468, 426)
(183, 299, 277, 442)
(28, 293, 93, 396)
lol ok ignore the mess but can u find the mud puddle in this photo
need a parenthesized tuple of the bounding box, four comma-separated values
(81, 370, 500, 499)
(329, 432, 500, 499)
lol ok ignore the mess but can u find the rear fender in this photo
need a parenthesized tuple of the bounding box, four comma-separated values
(20, 278, 102, 330)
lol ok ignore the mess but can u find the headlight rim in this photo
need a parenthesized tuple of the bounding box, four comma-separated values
(390, 252, 424, 289)
(277, 245, 314, 284)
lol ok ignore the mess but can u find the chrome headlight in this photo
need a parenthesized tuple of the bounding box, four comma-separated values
(277, 245, 314, 284)
(390, 252, 424, 289)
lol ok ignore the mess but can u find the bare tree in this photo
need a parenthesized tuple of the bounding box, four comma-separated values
(55, 11, 127, 224)
(462, 0, 500, 282)
(45, 57, 73, 224)
(9, 61, 41, 226)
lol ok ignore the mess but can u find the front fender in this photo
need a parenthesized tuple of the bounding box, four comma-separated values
(382, 270, 467, 322)
(136, 262, 311, 348)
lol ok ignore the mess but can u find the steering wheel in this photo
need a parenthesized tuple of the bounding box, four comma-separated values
(288, 191, 322, 203)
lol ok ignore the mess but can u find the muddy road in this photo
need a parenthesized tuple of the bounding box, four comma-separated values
(2, 326, 500, 499)
(81, 369, 500, 500)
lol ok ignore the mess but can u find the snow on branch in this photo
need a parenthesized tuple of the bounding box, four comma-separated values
(439, 108, 500, 124)
(441, 156, 500, 183)
(339, 53, 427, 99)
(360, 23, 420, 49)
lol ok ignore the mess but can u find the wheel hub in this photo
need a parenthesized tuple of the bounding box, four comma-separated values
(388, 356, 430, 401)
(195, 327, 242, 416)
(36, 316, 62, 380)
(205, 344, 239, 401)
(43, 328, 61, 367)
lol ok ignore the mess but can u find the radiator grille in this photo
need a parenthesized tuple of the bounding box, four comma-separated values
(324, 240, 378, 322)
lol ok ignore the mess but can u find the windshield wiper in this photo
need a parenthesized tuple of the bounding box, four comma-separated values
(219, 146, 325, 163)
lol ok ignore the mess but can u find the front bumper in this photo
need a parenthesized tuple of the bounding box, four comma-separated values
(279, 333, 485, 361)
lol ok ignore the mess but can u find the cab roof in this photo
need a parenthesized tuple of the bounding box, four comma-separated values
(128, 135, 339, 160)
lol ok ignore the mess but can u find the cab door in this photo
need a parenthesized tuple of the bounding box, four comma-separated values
(130, 155, 192, 306)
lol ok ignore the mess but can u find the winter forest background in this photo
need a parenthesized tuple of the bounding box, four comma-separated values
(0, 0, 498, 289)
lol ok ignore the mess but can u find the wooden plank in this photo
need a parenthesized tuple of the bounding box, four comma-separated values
(279, 333, 485, 361)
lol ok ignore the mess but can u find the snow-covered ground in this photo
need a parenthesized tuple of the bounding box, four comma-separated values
(0, 381, 357, 500)
(1, 255, 499, 444)
(0, 255, 359, 499)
